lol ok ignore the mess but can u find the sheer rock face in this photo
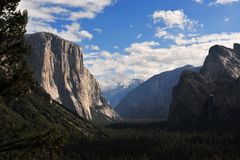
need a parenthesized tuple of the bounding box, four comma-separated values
(169, 44, 240, 125)
(25, 32, 120, 121)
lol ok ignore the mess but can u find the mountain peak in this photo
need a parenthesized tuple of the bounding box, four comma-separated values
(103, 79, 143, 107)
(200, 44, 240, 81)
(169, 43, 240, 125)
(116, 65, 199, 120)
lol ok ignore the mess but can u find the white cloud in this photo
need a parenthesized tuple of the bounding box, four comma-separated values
(26, 21, 93, 42)
(152, 10, 203, 45)
(79, 30, 93, 40)
(70, 11, 96, 20)
(136, 33, 143, 39)
(84, 32, 240, 90)
(85, 45, 100, 51)
(94, 28, 103, 34)
(154, 28, 168, 38)
(194, 0, 203, 3)
(19, 0, 115, 42)
(209, 0, 239, 5)
(173, 32, 240, 45)
(20, 0, 114, 21)
(113, 45, 119, 49)
(125, 41, 160, 53)
(152, 10, 198, 30)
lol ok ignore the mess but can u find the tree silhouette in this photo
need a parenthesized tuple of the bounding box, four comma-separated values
(0, 0, 34, 94)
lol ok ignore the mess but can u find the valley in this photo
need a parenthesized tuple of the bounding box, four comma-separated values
(3, 118, 240, 160)
(1, 0, 240, 159)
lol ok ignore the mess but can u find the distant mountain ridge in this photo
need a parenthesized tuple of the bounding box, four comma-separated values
(169, 43, 240, 125)
(103, 79, 143, 107)
(116, 65, 200, 120)
(25, 32, 120, 122)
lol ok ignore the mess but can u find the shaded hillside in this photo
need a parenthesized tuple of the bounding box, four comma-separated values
(116, 65, 200, 120)
(0, 85, 102, 159)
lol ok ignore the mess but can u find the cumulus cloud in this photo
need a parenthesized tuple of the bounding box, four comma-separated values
(154, 28, 168, 38)
(79, 31, 93, 40)
(173, 32, 240, 45)
(19, 0, 115, 42)
(152, 9, 201, 44)
(152, 10, 198, 30)
(209, 0, 239, 5)
(125, 41, 160, 53)
(27, 21, 93, 42)
(84, 32, 240, 90)
(20, 0, 114, 21)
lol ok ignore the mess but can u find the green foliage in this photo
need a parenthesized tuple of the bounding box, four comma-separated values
(0, 85, 100, 160)
(60, 123, 240, 160)
(0, 0, 27, 48)
(0, 0, 34, 95)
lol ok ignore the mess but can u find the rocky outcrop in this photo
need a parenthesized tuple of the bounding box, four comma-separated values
(234, 43, 240, 54)
(103, 79, 143, 107)
(25, 32, 120, 121)
(169, 44, 240, 125)
(200, 45, 240, 81)
(115, 65, 199, 120)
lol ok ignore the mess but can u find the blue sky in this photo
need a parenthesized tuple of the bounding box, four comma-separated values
(81, 0, 240, 51)
(19, 0, 240, 89)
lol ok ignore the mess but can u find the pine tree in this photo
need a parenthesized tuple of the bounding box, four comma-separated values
(0, 0, 34, 95)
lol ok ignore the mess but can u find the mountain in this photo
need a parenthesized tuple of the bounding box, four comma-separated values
(103, 79, 143, 107)
(115, 65, 200, 120)
(169, 43, 240, 125)
(25, 32, 120, 122)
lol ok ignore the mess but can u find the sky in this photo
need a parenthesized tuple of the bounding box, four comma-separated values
(19, 0, 240, 90)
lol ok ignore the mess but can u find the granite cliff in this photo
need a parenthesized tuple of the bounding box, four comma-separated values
(25, 32, 120, 121)
(169, 44, 240, 125)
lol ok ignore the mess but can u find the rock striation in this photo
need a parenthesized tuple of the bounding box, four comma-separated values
(115, 65, 199, 120)
(25, 32, 120, 121)
(169, 44, 240, 125)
